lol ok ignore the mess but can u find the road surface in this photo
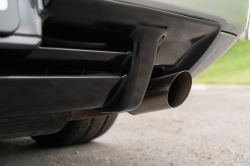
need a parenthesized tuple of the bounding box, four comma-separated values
(1, 84, 250, 166)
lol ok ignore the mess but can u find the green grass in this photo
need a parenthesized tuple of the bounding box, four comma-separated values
(194, 40, 250, 84)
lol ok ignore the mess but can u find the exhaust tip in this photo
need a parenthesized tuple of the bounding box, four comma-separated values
(130, 70, 192, 115)
(168, 71, 192, 108)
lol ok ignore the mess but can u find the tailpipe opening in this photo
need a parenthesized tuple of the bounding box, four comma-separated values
(130, 71, 192, 115)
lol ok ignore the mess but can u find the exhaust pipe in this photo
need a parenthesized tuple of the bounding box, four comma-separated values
(130, 71, 192, 115)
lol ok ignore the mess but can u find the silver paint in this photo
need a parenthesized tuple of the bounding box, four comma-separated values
(113, 0, 249, 36)
(14, 0, 42, 36)
(0, 35, 41, 50)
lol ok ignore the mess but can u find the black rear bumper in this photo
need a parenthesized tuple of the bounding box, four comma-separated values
(0, 0, 237, 117)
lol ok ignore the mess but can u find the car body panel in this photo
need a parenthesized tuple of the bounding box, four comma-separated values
(115, 0, 249, 36)
(0, 0, 19, 35)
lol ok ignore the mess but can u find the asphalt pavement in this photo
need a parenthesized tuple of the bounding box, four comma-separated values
(1, 84, 250, 166)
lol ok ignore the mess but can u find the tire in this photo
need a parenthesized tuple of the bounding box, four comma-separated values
(32, 114, 118, 146)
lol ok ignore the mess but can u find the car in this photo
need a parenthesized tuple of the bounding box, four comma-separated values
(0, 0, 248, 146)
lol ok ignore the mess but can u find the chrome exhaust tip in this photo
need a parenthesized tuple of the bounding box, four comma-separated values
(130, 71, 192, 115)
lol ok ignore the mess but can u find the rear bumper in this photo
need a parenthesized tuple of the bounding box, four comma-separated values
(0, 0, 247, 118)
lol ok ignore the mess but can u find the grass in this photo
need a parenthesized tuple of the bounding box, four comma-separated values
(193, 40, 250, 84)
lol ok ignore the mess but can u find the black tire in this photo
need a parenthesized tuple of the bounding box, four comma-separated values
(32, 114, 118, 146)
